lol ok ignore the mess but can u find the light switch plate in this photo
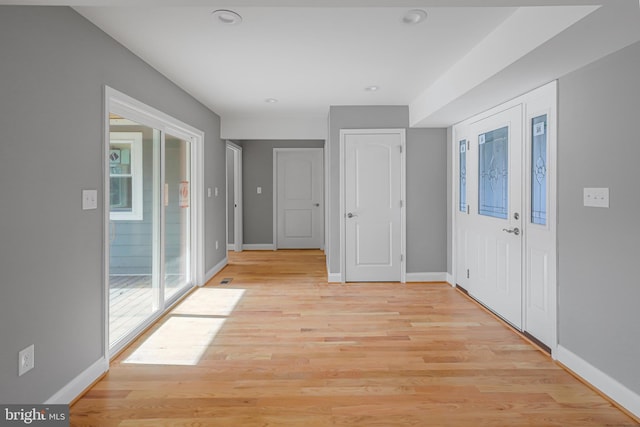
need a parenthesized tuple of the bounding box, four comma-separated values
(257, 186, 262, 194)
(18, 344, 34, 376)
(584, 187, 609, 208)
(82, 189, 98, 210)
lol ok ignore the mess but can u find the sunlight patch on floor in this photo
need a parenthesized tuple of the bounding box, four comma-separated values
(123, 287, 246, 366)
(124, 316, 226, 366)
(172, 287, 246, 317)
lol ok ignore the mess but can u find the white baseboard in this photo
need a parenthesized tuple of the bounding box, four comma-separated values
(203, 257, 228, 286)
(45, 357, 108, 404)
(327, 273, 342, 283)
(406, 272, 448, 282)
(243, 244, 275, 251)
(446, 273, 454, 286)
(557, 345, 640, 418)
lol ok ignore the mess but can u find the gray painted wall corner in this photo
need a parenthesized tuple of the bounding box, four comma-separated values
(558, 40, 640, 394)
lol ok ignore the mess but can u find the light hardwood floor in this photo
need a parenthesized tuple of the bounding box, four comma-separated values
(71, 250, 638, 426)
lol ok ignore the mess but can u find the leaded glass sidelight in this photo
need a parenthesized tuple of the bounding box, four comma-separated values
(478, 126, 509, 219)
(531, 115, 548, 225)
(459, 139, 467, 212)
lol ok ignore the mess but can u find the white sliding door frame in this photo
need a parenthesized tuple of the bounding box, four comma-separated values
(103, 86, 205, 359)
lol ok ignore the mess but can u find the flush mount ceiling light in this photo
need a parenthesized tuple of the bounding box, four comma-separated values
(265, 98, 278, 104)
(402, 9, 427, 25)
(211, 9, 243, 25)
(365, 86, 380, 92)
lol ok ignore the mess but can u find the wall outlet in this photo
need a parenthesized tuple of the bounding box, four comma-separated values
(257, 186, 262, 194)
(207, 187, 212, 198)
(215, 240, 219, 250)
(18, 345, 34, 376)
(214, 187, 219, 197)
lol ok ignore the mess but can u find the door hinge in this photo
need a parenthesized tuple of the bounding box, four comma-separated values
(399, 145, 403, 153)
(400, 200, 404, 208)
(466, 269, 470, 279)
(401, 254, 404, 262)
(466, 140, 470, 151)
(467, 204, 470, 215)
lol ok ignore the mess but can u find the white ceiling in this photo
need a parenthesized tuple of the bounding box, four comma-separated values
(77, 6, 516, 117)
(4, 0, 640, 138)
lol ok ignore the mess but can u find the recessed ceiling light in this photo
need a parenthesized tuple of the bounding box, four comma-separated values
(365, 86, 380, 92)
(265, 98, 278, 104)
(211, 9, 242, 25)
(402, 9, 427, 25)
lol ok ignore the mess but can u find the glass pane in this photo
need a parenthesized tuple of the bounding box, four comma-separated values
(110, 177, 132, 211)
(531, 115, 547, 225)
(109, 146, 131, 175)
(459, 140, 467, 212)
(478, 126, 509, 219)
(164, 135, 191, 302)
(109, 115, 161, 350)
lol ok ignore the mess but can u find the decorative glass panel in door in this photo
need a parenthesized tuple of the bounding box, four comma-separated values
(531, 115, 547, 225)
(478, 127, 509, 219)
(459, 139, 467, 212)
(164, 134, 191, 302)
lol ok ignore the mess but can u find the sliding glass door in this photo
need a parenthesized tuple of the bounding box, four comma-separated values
(108, 115, 194, 353)
(164, 134, 191, 302)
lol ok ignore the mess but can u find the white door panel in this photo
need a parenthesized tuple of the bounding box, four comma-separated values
(523, 103, 557, 349)
(468, 105, 523, 329)
(276, 149, 323, 249)
(343, 130, 405, 282)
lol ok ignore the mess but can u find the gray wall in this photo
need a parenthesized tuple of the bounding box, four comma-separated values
(406, 129, 448, 273)
(327, 106, 447, 275)
(239, 139, 324, 245)
(558, 40, 640, 394)
(0, 6, 226, 403)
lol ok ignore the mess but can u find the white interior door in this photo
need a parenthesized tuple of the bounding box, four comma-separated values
(275, 149, 323, 249)
(468, 105, 523, 328)
(342, 130, 405, 282)
(227, 142, 243, 252)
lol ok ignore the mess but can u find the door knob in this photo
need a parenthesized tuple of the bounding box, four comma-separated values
(502, 227, 520, 236)
(313, 203, 320, 207)
(347, 212, 358, 218)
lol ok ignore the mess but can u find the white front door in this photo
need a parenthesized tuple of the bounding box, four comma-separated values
(342, 129, 405, 282)
(468, 105, 523, 328)
(454, 83, 557, 350)
(275, 148, 323, 249)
